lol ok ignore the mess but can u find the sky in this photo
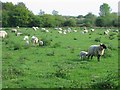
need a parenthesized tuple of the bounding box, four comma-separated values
(1, 0, 119, 16)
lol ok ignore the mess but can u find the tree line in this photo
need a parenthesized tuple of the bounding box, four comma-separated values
(2, 2, 119, 27)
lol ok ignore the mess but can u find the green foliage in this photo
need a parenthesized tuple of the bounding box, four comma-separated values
(2, 2, 118, 27)
(99, 3, 111, 16)
(64, 19, 76, 26)
(91, 72, 118, 89)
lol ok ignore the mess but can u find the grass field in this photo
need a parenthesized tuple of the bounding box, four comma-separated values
(1, 27, 119, 88)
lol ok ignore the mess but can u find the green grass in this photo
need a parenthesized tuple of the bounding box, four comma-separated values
(1, 27, 118, 88)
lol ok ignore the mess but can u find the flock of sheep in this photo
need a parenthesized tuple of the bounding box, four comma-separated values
(0, 26, 119, 62)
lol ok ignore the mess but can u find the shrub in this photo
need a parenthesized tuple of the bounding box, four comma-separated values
(94, 37, 101, 42)
(91, 72, 118, 89)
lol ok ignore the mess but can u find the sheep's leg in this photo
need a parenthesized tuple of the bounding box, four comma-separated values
(88, 55, 90, 60)
(91, 55, 93, 59)
(97, 55, 101, 62)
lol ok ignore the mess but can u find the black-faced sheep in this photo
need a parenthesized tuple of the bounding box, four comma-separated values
(87, 43, 107, 62)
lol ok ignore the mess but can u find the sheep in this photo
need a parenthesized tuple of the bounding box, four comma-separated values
(83, 29, 88, 33)
(73, 30, 77, 32)
(16, 32, 22, 36)
(58, 31, 62, 34)
(31, 36, 38, 45)
(25, 40, 29, 46)
(32, 26, 37, 31)
(23, 36, 29, 41)
(11, 29, 17, 33)
(91, 29, 95, 32)
(87, 43, 107, 62)
(0, 30, 8, 38)
(17, 26, 19, 29)
(38, 40, 44, 46)
(80, 51, 88, 60)
(45, 30, 49, 32)
(104, 30, 109, 35)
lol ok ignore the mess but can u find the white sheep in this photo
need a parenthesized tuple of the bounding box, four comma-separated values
(16, 32, 22, 36)
(11, 29, 17, 33)
(87, 43, 107, 61)
(17, 26, 19, 29)
(31, 36, 38, 45)
(80, 51, 88, 60)
(39, 40, 44, 46)
(58, 31, 62, 34)
(32, 26, 37, 31)
(83, 29, 88, 33)
(104, 30, 109, 35)
(23, 36, 29, 41)
(0, 31, 8, 38)
(91, 29, 95, 32)
(25, 40, 29, 46)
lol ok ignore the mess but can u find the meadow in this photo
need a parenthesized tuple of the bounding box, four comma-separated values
(1, 27, 119, 88)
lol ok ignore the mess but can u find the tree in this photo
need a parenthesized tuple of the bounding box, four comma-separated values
(9, 2, 31, 27)
(84, 13, 97, 27)
(64, 19, 76, 27)
(52, 10, 58, 15)
(99, 3, 111, 16)
(39, 9, 45, 15)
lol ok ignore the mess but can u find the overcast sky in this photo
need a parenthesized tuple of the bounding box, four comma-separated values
(1, 0, 119, 16)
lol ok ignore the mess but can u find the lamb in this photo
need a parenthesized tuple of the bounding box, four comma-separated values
(80, 51, 88, 60)
(87, 43, 107, 62)
(38, 40, 44, 46)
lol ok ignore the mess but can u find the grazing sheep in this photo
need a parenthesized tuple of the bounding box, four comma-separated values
(11, 29, 17, 33)
(104, 30, 109, 35)
(38, 40, 44, 46)
(58, 31, 62, 34)
(45, 30, 49, 32)
(17, 26, 19, 29)
(87, 43, 107, 62)
(80, 51, 88, 60)
(0, 31, 8, 38)
(16, 32, 22, 36)
(83, 29, 88, 33)
(32, 26, 37, 31)
(23, 36, 29, 41)
(31, 36, 38, 45)
(91, 29, 95, 32)
(25, 40, 29, 46)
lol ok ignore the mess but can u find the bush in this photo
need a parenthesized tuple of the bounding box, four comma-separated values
(94, 37, 101, 42)
(91, 72, 118, 89)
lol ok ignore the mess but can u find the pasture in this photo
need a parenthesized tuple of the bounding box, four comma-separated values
(1, 27, 119, 88)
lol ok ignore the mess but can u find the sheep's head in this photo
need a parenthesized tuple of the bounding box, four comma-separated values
(100, 43, 107, 49)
